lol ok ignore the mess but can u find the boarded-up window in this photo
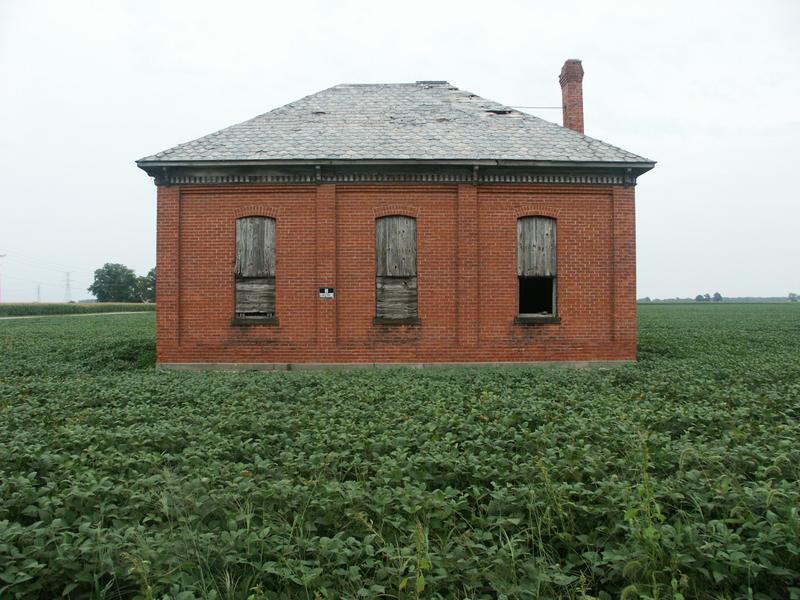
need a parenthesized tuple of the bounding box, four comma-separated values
(517, 217, 556, 316)
(235, 216, 276, 320)
(376, 215, 418, 320)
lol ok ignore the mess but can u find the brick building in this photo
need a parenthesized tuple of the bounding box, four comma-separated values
(137, 60, 654, 369)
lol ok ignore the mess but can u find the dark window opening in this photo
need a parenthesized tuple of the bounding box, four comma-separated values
(519, 276, 555, 315)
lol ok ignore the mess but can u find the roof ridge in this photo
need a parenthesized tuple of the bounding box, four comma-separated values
(332, 82, 452, 87)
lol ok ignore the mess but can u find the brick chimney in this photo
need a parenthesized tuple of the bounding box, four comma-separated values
(559, 59, 584, 134)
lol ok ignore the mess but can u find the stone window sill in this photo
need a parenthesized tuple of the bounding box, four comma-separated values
(515, 314, 561, 325)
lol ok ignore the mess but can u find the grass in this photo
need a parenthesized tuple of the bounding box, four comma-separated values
(0, 305, 798, 599)
(0, 303, 155, 317)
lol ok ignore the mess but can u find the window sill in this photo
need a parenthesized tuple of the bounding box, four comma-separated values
(232, 317, 279, 326)
(515, 314, 561, 325)
(373, 316, 421, 326)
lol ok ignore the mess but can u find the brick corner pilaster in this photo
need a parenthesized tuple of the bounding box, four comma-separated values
(315, 184, 337, 348)
(156, 185, 181, 359)
(457, 184, 479, 348)
(611, 185, 636, 355)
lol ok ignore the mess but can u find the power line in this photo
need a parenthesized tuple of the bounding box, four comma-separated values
(1, 249, 94, 274)
(3, 256, 93, 279)
(3, 274, 90, 288)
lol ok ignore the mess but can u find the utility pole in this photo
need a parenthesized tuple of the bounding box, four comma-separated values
(37, 284, 41, 303)
(0, 254, 6, 304)
(64, 272, 72, 303)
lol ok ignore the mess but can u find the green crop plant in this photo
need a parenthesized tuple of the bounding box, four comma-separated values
(0, 304, 799, 598)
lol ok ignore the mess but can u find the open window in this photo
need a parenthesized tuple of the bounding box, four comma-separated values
(234, 216, 276, 322)
(517, 216, 558, 322)
(375, 215, 418, 323)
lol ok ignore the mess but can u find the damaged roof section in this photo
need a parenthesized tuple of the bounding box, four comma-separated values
(138, 82, 653, 166)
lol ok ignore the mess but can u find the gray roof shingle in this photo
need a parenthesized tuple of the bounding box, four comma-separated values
(138, 82, 652, 165)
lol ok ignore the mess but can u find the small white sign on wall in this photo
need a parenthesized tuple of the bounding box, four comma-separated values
(319, 287, 335, 299)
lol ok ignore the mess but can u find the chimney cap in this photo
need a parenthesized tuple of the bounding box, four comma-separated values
(559, 59, 584, 86)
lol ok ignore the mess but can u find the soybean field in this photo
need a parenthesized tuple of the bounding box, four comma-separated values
(0, 304, 798, 599)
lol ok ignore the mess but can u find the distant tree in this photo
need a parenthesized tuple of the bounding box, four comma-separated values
(136, 268, 156, 303)
(790, 293, 798, 303)
(712, 292, 723, 302)
(88, 263, 139, 302)
(703, 293, 711, 302)
(638, 297, 651, 303)
(695, 294, 705, 302)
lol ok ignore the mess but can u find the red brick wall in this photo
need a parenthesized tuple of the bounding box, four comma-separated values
(155, 182, 637, 365)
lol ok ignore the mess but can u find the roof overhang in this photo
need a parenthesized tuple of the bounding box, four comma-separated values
(136, 159, 655, 187)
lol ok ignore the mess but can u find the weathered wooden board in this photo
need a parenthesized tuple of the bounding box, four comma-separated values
(235, 217, 276, 277)
(517, 217, 556, 277)
(235, 277, 276, 315)
(376, 216, 417, 277)
(376, 276, 418, 319)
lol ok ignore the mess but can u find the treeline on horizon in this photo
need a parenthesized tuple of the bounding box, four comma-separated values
(639, 293, 798, 303)
(86, 263, 155, 303)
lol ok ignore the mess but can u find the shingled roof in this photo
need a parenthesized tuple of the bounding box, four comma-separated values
(137, 82, 653, 166)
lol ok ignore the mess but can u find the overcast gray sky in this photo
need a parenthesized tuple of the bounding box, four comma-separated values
(1, 0, 798, 302)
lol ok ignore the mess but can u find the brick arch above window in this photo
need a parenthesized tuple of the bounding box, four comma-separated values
(512, 206, 561, 220)
(372, 205, 420, 219)
(233, 205, 283, 219)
